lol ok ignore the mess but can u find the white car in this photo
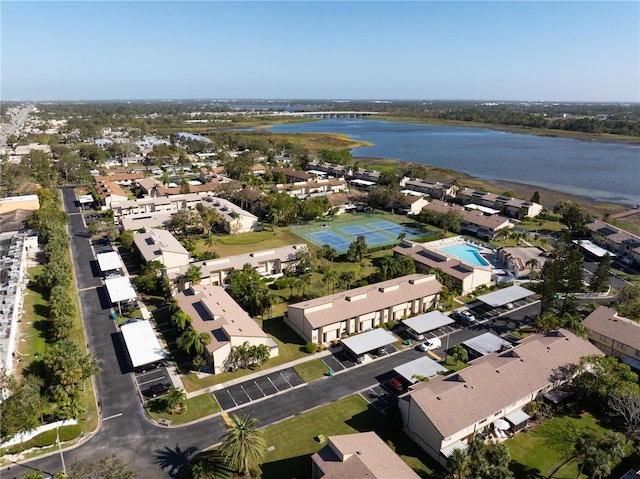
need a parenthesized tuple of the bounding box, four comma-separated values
(418, 337, 442, 351)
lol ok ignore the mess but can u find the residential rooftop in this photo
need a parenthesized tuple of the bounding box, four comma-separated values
(407, 329, 602, 439)
(288, 274, 442, 329)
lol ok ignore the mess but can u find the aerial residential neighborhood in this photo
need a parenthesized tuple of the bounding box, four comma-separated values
(1, 98, 639, 479)
(1, 1, 640, 477)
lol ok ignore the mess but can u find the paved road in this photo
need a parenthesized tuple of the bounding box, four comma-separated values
(4, 190, 606, 478)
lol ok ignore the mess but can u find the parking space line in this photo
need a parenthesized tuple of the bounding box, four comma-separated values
(225, 390, 238, 408)
(254, 381, 266, 397)
(239, 385, 252, 401)
(280, 371, 293, 389)
(267, 376, 279, 392)
(138, 378, 165, 387)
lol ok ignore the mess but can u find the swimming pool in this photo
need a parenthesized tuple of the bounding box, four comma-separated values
(440, 243, 490, 267)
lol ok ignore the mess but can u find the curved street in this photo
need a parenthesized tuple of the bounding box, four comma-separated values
(4, 186, 614, 479)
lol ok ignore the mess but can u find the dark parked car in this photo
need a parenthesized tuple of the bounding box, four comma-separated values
(143, 383, 171, 398)
(92, 237, 109, 246)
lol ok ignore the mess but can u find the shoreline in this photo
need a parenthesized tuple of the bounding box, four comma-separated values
(356, 156, 629, 218)
(372, 115, 640, 146)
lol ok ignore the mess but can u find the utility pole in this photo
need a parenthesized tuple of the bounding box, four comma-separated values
(56, 426, 67, 476)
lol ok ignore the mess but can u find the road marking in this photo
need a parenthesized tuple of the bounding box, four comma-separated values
(267, 376, 279, 391)
(280, 371, 293, 389)
(240, 385, 252, 401)
(103, 413, 123, 421)
(225, 390, 238, 408)
(78, 286, 98, 292)
(254, 380, 266, 397)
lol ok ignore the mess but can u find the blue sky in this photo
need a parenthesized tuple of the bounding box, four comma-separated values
(2, 1, 639, 102)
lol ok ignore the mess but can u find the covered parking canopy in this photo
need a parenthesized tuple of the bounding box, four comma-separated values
(341, 329, 397, 357)
(394, 357, 447, 384)
(97, 251, 124, 273)
(476, 285, 534, 308)
(120, 320, 166, 368)
(573, 240, 613, 259)
(105, 276, 137, 303)
(463, 332, 513, 357)
(404, 311, 454, 334)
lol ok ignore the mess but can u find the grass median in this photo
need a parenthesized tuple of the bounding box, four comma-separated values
(145, 393, 221, 425)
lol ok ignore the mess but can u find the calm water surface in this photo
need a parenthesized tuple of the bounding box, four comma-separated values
(268, 119, 640, 206)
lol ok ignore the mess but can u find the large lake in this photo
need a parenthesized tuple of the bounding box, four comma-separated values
(268, 119, 640, 206)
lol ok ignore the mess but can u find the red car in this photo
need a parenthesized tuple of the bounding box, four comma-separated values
(387, 378, 406, 395)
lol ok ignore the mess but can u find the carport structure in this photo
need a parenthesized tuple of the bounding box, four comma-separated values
(476, 285, 534, 308)
(120, 319, 167, 371)
(462, 332, 513, 358)
(474, 285, 536, 320)
(105, 276, 137, 315)
(394, 357, 447, 385)
(97, 251, 125, 276)
(403, 311, 454, 337)
(341, 329, 397, 363)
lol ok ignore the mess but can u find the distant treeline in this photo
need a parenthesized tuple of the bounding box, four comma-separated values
(7, 99, 640, 138)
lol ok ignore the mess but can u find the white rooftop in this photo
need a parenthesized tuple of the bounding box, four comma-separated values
(476, 285, 534, 308)
(120, 320, 166, 367)
(573, 240, 613, 258)
(341, 329, 397, 356)
(96, 251, 124, 272)
(463, 332, 513, 356)
(77, 195, 94, 204)
(105, 276, 137, 303)
(394, 357, 447, 384)
(404, 311, 454, 334)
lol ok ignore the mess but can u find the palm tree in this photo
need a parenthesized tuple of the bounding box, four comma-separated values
(250, 344, 271, 367)
(184, 265, 203, 286)
(448, 448, 470, 479)
(171, 311, 192, 331)
(219, 413, 267, 477)
(450, 344, 468, 365)
(561, 312, 588, 338)
(525, 257, 539, 276)
(164, 387, 187, 415)
(324, 270, 339, 294)
(204, 232, 216, 251)
(178, 326, 211, 356)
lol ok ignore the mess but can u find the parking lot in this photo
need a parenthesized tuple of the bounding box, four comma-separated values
(470, 295, 538, 322)
(360, 384, 395, 411)
(214, 367, 304, 411)
(135, 366, 172, 400)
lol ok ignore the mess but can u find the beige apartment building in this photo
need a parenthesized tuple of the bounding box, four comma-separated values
(399, 330, 602, 466)
(583, 306, 640, 363)
(285, 274, 442, 346)
(175, 284, 277, 374)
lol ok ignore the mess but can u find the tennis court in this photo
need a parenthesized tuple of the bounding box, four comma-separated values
(291, 214, 434, 253)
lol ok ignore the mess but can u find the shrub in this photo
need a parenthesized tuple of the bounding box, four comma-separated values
(273, 277, 292, 290)
(305, 342, 318, 354)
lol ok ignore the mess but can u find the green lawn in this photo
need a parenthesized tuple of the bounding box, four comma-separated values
(507, 412, 625, 479)
(259, 394, 442, 479)
(293, 359, 331, 382)
(145, 393, 220, 425)
(17, 267, 48, 375)
(194, 228, 305, 258)
(518, 218, 567, 233)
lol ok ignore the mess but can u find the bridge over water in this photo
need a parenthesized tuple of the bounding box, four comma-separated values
(287, 111, 380, 118)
